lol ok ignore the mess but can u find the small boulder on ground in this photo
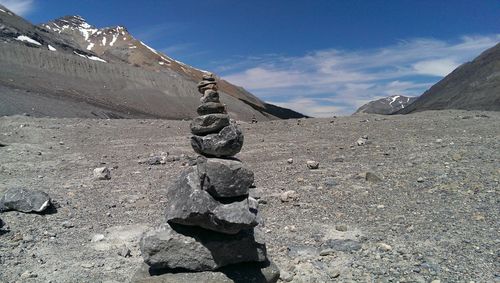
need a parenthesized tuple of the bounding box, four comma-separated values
(93, 167, 111, 180)
(356, 136, 369, 146)
(365, 172, 382, 183)
(0, 188, 51, 213)
(280, 190, 298, 202)
(306, 160, 319, 169)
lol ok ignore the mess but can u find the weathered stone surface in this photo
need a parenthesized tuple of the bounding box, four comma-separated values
(0, 188, 51, 213)
(198, 83, 218, 94)
(197, 102, 226, 116)
(197, 157, 254, 198)
(133, 260, 279, 283)
(139, 224, 268, 271)
(200, 90, 220, 104)
(202, 73, 216, 81)
(191, 125, 244, 157)
(197, 80, 216, 88)
(165, 168, 258, 234)
(190, 114, 230, 136)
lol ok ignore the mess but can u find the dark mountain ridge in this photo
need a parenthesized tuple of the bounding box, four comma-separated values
(396, 43, 500, 114)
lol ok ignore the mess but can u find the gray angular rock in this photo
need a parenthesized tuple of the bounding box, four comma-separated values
(197, 102, 226, 116)
(198, 83, 218, 94)
(190, 114, 230, 136)
(197, 80, 217, 89)
(93, 167, 111, 180)
(202, 73, 216, 81)
(191, 125, 244, 157)
(200, 90, 220, 104)
(197, 157, 254, 198)
(365, 172, 382, 182)
(140, 224, 268, 271)
(165, 168, 258, 234)
(0, 188, 51, 213)
(322, 239, 362, 252)
(306, 160, 319, 169)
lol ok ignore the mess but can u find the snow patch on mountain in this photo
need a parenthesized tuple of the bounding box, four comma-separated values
(15, 35, 41, 46)
(110, 34, 118, 46)
(74, 51, 107, 63)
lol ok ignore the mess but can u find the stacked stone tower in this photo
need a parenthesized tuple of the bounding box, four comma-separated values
(139, 73, 278, 282)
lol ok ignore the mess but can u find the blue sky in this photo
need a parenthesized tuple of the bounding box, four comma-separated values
(2, 0, 499, 116)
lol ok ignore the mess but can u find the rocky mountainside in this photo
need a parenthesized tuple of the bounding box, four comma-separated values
(397, 43, 500, 114)
(354, 95, 418, 115)
(0, 5, 305, 120)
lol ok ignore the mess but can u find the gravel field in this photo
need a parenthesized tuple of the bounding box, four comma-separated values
(0, 110, 499, 282)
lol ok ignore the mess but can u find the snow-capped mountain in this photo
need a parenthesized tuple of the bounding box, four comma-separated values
(41, 16, 271, 109)
(354, 95, 418, 115)
(0, 5, 305, 120)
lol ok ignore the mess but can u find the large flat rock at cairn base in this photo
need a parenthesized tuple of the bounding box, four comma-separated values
(139, 224, 268, 271)
(197, 157, 254, 198)
(132, 260, 279, 283)
(191, 124, 244, 157)
(190, 114, 230, 136)
(0, 188, 51, 213)
(165, 168, 258, 234)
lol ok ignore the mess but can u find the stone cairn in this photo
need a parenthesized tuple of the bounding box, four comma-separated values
(139, 73, 279, 282)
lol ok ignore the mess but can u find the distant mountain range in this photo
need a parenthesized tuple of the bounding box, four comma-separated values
(355, 42, 500, 115)
(396, 43, 500, 114)
(354, 95, 417, 115)
(0, 5, 306, 120)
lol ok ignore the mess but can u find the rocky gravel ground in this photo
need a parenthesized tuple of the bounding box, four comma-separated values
(0, 110, 499, 283)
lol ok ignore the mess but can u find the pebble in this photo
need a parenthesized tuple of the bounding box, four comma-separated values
(280, 190, 298, 202)
(20, 271, 37, 279)
(417, 177, 425, 183)
(81, 262, 95, 269)
(91, 234, 105, 242)
(327, 269, 341, 278)
(357, 136, 369, 146)
(287, 158, 294, 164)
(365, 172, 382, 182)
(335, 224, 348, 232)
(319, 248, 336, 256)
(118, 245, 131, 258)
(61, 221, 74, 229)
(93, 167, 111, 180)
(378, 242, 393, 251)
(280, 271, 294, 282)
(306, 160, 319, 169)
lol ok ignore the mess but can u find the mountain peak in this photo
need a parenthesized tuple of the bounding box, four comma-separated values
(53, 15, 93, 28)
(354, 95, 417, 115)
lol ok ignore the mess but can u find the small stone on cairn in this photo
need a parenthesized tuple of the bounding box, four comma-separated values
(136, 73, 279, 282)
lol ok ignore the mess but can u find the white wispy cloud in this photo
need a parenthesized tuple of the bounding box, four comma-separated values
(0, 0, 34, 16)
(221, 35, 500, 117)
